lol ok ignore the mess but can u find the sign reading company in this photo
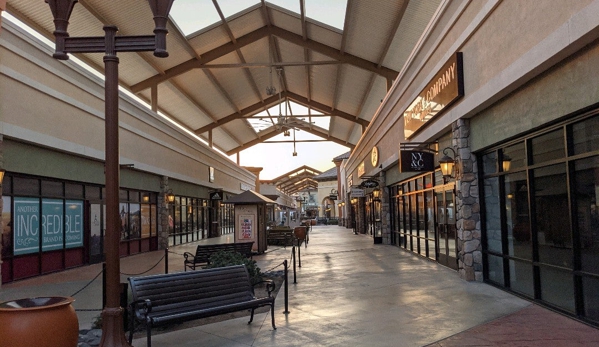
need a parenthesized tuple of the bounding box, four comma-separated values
(350, 187, 365, 198)
(13, 198, 83, 255)
(404, 52, 464, 138)
(399, 150, 435, 172)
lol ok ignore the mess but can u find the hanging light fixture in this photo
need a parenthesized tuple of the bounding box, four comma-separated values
(292, 128, 298, 156)
(165, 189, 175, 204)
(439, 147, 457, 182)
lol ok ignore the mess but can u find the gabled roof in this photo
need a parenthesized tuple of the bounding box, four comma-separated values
(313, 167, 338, 181)
(8, 0, 442, 158)
(260, 165, 321, 195)
(224, 190, 275, 204)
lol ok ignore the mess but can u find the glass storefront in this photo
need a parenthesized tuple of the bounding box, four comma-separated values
(390, 171, 453, 266)
(480, 112, 599, 324)
(1, 175, 159, 283)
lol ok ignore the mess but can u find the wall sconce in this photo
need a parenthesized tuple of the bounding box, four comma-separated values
(372, 188, 381, 201)
(351, 197, 358, 204)
(439, 147, 457, 182)
(0, 169, 5, 184)
(165, 189, 175, 204)
(502, 154, 512, 172)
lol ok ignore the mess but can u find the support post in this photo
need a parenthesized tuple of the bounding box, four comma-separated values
(283, 260, 289, 314)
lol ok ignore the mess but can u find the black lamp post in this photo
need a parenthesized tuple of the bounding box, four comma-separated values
(45, 1, 174, 346)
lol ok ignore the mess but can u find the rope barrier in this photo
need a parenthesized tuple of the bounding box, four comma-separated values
(71, 268, 104, 297)
(167, 250, 186, 256)
(119, 254, 166, 276)
(262, 261, 285, 274)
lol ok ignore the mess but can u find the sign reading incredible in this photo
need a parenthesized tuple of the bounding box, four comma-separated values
(13, 198, 84, 255)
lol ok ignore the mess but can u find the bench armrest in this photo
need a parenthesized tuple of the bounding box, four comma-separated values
(129, 298, 153, 320)
(253, 279, 276, 297)
(183, 252, 194, 261)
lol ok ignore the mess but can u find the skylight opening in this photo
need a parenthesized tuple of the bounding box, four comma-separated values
(169, 0, 221, 36)
(305, 0, 347, 30)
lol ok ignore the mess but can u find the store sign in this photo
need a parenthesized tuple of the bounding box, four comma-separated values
(404, 52, 464, 138)
(371, 146, 379, 167)
(240, 182, 252, 191)
(210, 191, 223, 200)
(399, 150, 435, 172)
(360, 179, 379, 188)
(329, 195, 338, 200)
(358, 162, 365, 177)
(13, 198, 83, 255)
(350, 188, 365, 198)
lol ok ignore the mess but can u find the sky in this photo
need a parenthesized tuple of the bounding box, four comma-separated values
(3, 1, 351, 181)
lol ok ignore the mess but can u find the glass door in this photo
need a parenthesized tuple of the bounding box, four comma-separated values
(435, 186, 457, 269)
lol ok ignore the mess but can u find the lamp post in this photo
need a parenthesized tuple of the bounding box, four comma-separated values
(45, 1, 174, 346)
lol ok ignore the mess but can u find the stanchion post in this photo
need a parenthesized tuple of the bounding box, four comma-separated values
(283, 260, 289, 314)
(292, 246, 297, 284)
(165, 248, 169, 274)
(297, 240, 301, 268)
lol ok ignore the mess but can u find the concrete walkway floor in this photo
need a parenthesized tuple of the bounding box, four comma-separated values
(1, 225, 598, 346)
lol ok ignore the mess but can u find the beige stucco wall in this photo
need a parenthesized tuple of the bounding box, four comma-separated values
(0, 19, 256, 196)
(345, 0, 599, 177)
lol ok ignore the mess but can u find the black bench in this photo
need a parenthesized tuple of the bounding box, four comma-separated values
(128, 265, 276, 347)
(183, 241, 254, 271)
(267, 227, 296, 247)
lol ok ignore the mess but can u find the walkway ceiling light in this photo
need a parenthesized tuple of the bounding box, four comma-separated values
(372, 188, 381, 201)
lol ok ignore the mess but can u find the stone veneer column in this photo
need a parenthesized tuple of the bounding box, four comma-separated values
(158, 176, 170, 250)
(379, 171, 390, 244)
(453, 119, 483, 282)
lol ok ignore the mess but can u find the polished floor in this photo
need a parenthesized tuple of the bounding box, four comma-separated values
(1, 225, 598, 346)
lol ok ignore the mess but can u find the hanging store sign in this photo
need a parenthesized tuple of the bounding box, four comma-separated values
(350, 187, 365, 198)
(371, 146, 379, 167)
(404, 52, 464, 138)
(399, 150, 435, 172)
(360, 179, 379, 188)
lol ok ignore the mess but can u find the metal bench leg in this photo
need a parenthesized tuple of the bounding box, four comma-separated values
(248, 308, 255, 324)
(271, 304, 277, 329)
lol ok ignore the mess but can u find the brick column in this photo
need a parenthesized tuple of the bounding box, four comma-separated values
(453, 119, 483, 282)
(158, 176, 170, 250)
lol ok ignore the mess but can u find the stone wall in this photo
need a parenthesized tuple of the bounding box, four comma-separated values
(453, 119, 483, 282)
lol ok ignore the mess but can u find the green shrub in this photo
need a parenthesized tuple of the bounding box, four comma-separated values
(207, 250, 262, 284)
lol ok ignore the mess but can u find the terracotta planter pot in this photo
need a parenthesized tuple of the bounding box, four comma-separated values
(0, 296, 79, 347)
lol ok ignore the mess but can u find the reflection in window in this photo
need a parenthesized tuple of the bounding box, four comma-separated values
(484, 177, 502, 253)
(540, 266, 575, 312)
(572, 115, 599, 155)
(503, 142, 526, 171)
(534, 164, 572, 268)
(531, 129, 565, 164)
(487, 254, 504, 285)
(120, 203, 129, 241)
(583, 277, 599, 322)
(509, 259, 534, 297)
(505, 172, 531, 260)
(574, 156, 599, 275)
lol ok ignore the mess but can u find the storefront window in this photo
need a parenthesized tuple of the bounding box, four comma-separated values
(487, 254, 504, 285)
(534, 164, 571, 268)
(531, 129, 565, 165)
(572, 115, 599, 155)
(129, 203, 141, 239)
(484, 176, 502, 253)
(574, 156, 599, 275)
(505, 172, 531, 260)
(509, 259, 534, 297)
(540, 266, 575, 312)
(42, 181, 63, 197)
(503, 142, 526, 171)
(1, 196, 12, 257)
